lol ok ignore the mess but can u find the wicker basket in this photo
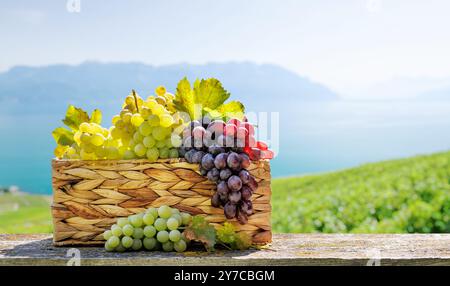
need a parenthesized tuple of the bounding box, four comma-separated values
(51, 158, 272, 246)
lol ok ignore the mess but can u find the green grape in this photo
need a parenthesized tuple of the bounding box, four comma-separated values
(147, 114, 160, 127)
(146, 207, 158, 219)
(164, 137, 173, 148)
(122, 224, 134, 237)
(105, 241, 115, 252)
(156, 230, 169, 243)
(106, 146, 120, 159)
(94, 146, 107, 158)
(152, 104, 165, 116)
(154, 218, 167, 231)
(121, 236, 133, 248)
(125, 95, 134, 105)
(162, 241, 174, 252)
(143, 213, 155, 226)
(143, 136, 156, 148)
(132, 239, 143, 251)
(174, 240, 187, 252)
(133, 227, 144, 239)
(181, 213, 192, 226)
(145, 99, 158, 110)
(123, 150, 136, 159)
(80, 133, 91, 144)
(158, 205, 172, 219)
(171, 213, 182, 225)
(169, 230, 181, 242)
(167, 217, 180, 231)
(171, 208, 180, 215)
(146, 147, 159, 162)
(80, 149, 96, 160)
(159, 148, 169, 159)
(111, 224, 122, 237)
(79, 122, 92, 133)
(115, 242, 126, 253)
(131, 114, 144, 126)
(169, 148, 179, 158)
(143, 237, 157, 250)
(140, 107, 150, 118)
(134, 143, 147, 157)
(117, 218, 129, 228)
(152, 126, 167, 141)
(112, 115, 121, 125)
(133, 131, 144, 142)
(91, 133, 105, 146)
(103, 230, 113, 240)
(137, 212, 145, 220)
(81, 142, 96, 153)
(143, 225, 156, 238)
(155, 140, 166, 149)
(170, 134, 182, 148)
(107, 236, 120, 248)
(159, 114, 174, 127)
(122, 112, 132, 123)
(129, 214, 143, 227)
(139, 122, 152, 136)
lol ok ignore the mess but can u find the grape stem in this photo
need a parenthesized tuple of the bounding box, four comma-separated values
(132, 89, 139, 113)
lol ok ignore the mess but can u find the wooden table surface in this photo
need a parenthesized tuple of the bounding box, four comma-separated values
(1, 233, 449, 266)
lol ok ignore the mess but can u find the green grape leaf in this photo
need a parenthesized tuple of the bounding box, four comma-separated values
(54, 145, 69, 158)
(174, 77, 197, 119)
(62, 105, 90, 130)
(52, 127, 74, 146)
(90, 109, 102, 124)
(193, 78, 230, 111)
(183, 215, 216, 252)
(234, 231, 252, 250)
(216, 222, 236, 244)
(217, 101, 245, 120)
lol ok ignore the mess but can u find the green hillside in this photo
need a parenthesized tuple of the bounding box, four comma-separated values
(272, 151, 450, 233)
(0, 151, 449, 234)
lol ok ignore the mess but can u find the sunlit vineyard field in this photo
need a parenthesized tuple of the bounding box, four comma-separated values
(272, 151, 450, 233)
(1, 151, 449, 234)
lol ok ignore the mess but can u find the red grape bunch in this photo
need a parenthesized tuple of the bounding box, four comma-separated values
(180, 117, 262, 224)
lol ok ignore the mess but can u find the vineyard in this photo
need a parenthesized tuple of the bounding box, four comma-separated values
(272, 151, 450, 233)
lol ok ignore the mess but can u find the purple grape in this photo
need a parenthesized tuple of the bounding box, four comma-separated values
(191, 151, 205, 164)
(207, 168, 220, 182)
(184, 149, 196, 163)
(207, 120, 225, 135)
(224, 202, 237, 219)
(208, 145, 225, 156)
(201, 153, 215, 170)
(227, 175, 242, 191)
(189, 120, 201, 131)
(182, 136, 193, 148)
(192, 126, 206, 140)
(241, 185, 252, 200)
(244, 200, 253, 215)
(179, 147, 187, 157)
(211, 192, 221, 207)
(215, 134, 226, 147)
(228, 191, 242, 204)
(236, 209, 248, 225)
(214, 153, 228, 169)
(239, 170, 250, 184)
(217, 180, 229, 195)
(226, 152, 241, 170)
(200, 167, 208, 176)
(225, 135, 235, 148)
(239, 153, 251, 169)
(247, 175, 258, 192)
(193, 138, 204, 149)
(203, 130, 214, 147)
(239, 201, 249, 215)
(182, 128, 192, 140)
(219, 168, 232, 180)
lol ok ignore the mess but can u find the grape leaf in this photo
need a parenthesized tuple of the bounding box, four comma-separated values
(62, 105, 90, 130)
(52, 127, 74, 146)
(217, 101, 245, 120)
(183, 215, 216, 251)
(234, 231, 252, 250)
(90, 109, 102, 124)
(54, 145, 69, 158)
(193, 78, 230, 111)
(174, 77, 197, 119)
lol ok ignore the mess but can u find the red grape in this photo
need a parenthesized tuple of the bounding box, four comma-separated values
(219, 168, 232, 180)
(227, 118, 241, 127)
(224, 202, 236, 219)
(217, 180, 229, 195)
(192, 126, 206, 139)
(226, 152, 241, 170)
(239, 153, 251, 169)
(207, 168, 220, 182)
(224, 124, 237, 136)
(207, 120, 225, 135)
(247, 175, 258, 192)
(228, 190, 242, 204)
(191, 151, 205, 163)
(184, 149, 196, 163)
(236, 209, 248, 225)
(208, 145, 225, 156)
(256, 141, 268, 150)
(211, 192, 221, 207)
(201, 153, 215, 170)
(248, 147, 261, 160)
(240, 122, 255, 136)
(239, 170, 250, 184)
(236, 127, 248, 140)
(245, 135, 256, 148)
(241, 186, 252, 200)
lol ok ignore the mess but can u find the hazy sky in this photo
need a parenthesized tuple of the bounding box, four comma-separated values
(1, 0, 450, 95)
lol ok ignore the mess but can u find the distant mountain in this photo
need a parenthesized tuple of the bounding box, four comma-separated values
(416, 86, 450, 100)
(0, 62, 338, 116)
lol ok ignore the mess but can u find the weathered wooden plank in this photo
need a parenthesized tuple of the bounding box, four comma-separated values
(0, 234, 449, 266)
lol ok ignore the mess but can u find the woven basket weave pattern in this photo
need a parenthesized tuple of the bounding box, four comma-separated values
(51, 159, 272, 245)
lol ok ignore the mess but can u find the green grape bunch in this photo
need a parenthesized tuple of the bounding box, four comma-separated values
(103, 205, 192, 253)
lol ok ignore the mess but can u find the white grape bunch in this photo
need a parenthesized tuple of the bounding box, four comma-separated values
(103, 205, 191, 252)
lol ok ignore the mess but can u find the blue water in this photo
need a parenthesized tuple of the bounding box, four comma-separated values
(1, 100, 450, 194)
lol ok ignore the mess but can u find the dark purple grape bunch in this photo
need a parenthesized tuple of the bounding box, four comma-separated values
(181, 118, 258, 224)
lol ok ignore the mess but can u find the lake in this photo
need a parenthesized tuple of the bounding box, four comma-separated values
(1, 100, 450, 194)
